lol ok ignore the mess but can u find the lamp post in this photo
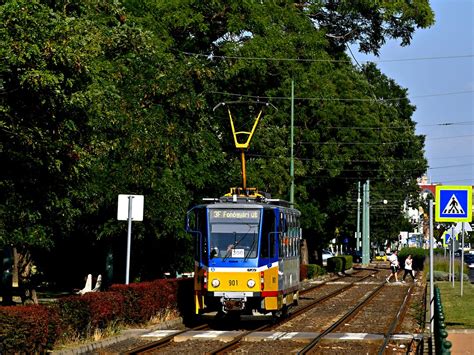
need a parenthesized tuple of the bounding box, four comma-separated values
(356, 181, 361, 251)
(362, 180, 370, 265)
(362, 179, 388, 266)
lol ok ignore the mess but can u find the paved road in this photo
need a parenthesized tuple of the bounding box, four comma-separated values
(447, 329, 474, 354)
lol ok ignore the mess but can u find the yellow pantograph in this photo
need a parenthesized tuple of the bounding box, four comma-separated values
(227, 107, 263, 191)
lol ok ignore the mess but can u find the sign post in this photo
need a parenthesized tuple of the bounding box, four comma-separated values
(117, 194, 144, 285)
(457, 222, 472, 296)
(429, 200, 434, 336)
(435, 186, 472, 296)
(451, 226, 455, 288)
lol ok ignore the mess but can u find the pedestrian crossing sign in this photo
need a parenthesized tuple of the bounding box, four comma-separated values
(442, 232, 451, 247)
(435, 185, 472, 222)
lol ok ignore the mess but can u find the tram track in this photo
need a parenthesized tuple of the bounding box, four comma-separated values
(211, 273, 418, 354)
(123, 269, 381, 354)
(123, 324, 210, 355)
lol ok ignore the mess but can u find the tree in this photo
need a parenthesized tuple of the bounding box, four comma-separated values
(301, 0, 435, 55)
(1, 0, 433, 285)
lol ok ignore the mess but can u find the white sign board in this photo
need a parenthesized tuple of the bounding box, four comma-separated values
(117, 194, 144, 221)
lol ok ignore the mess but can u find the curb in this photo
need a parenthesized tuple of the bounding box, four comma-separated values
(50, 317, 184, 354)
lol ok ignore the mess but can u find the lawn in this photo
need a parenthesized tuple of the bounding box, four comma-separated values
(436, 281, 474, 329)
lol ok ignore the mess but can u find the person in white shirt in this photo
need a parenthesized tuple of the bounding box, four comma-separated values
(386, 250, 399, 283)
(402, 254, 416, 283)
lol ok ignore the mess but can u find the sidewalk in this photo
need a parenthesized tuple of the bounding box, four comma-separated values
(447, 329, 474, 354)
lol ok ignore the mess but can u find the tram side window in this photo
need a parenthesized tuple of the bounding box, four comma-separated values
(260, 209, 276, 258)
(278, 212, 284, 258)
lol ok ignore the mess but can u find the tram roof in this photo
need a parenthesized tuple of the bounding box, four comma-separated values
(201, 196, 299, 212)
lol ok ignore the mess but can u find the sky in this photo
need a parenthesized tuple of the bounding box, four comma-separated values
(352, 0, 474, 186)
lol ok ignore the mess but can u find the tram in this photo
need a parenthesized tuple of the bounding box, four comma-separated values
(186, 188, 301, 316)
(185, 101, 302, 316)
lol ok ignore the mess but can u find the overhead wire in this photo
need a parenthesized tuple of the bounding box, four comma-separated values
(209, 90, 473, 102)
(181, 50, 474, 64)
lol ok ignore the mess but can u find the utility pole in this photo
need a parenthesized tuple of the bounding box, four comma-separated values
(290, 80, 295, 207)
(356, 181, 361, 251)
(362, 180, 370, 265)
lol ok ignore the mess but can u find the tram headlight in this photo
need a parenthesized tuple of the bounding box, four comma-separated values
(247, 279, 256, 288)
(211, 279, 220, 288)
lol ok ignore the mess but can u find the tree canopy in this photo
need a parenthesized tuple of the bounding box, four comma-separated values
(1, 0, 432, 283)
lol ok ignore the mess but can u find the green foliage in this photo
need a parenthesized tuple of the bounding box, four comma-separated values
(326, 256, 343, 273)
(1, 0, 433, 284)
(430, 256, 469, 275)
(341, 255, 353, 270)
(307, 264, 325, 279)
(326, 256, 352, 272)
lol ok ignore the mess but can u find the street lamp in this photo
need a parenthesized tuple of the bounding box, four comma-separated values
(356, 182, 362, 251)
(362, 179, 388, 265)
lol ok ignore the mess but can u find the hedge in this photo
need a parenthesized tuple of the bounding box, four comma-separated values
(57, 291, 125, 338)
(109, 279, 178, 324)
(398, 247, 426, 271)
(0, 278, 193, 352)
(326, 256, 353, 273)
(0, 305, 60, 353)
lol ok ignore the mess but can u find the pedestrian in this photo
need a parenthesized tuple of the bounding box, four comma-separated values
(402, 254, 417, 283)
(386, 250, 399, 283)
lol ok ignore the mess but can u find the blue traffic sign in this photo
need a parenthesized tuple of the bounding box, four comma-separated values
(445, 233, 451, 243)
(435, 185, 472, 222)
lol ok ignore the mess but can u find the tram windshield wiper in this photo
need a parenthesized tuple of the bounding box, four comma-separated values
(244, 233, 257, 261)
(222, 226, 253, 261)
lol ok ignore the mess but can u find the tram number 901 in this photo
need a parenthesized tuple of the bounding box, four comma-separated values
(228, 280, 238, 286)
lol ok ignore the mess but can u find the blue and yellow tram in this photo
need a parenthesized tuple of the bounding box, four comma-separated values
(186, 188, 301, 316)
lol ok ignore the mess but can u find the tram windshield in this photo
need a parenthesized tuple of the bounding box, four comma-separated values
(210, 223, 259, 259)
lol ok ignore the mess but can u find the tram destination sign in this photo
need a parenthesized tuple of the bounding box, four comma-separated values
(210, 209, 260, 223)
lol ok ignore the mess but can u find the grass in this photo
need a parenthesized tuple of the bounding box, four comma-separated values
(432, 255, 469, 274)
(436, 281, 474, 329)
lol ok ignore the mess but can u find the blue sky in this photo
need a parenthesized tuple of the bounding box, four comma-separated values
(352, 0, 474, 186)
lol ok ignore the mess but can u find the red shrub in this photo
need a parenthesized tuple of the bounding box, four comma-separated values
(81, 292, 124, 328)
(0, 278, 187, 351)
(57, 291, 125, 337)
(110, 279, 179, 323)
(0, 305, 60, 353)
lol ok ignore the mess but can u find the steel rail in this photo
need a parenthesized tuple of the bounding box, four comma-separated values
(377, 285, 414, 355)
(298, 281, 387, 354)
(125, 324, 209, 355)
(208, 270, 378, 355)
(127, 270, 377, 355)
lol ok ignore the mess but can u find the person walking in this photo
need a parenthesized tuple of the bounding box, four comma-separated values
(402, 254, 416, 283)
(386, 250, 400, 283)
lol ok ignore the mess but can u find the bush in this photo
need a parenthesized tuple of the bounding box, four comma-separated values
(429, 270, 470, 281)
(341, 255, 352, 270)
(399, 247, 426, 270)
(0, 278, 188, 352)
(0, 305, 60, 353)
(327, 257, 344, 273)
(109, 279, 178, 324)
(57, 292, 125, 338)
(300, 264, 326, 280)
